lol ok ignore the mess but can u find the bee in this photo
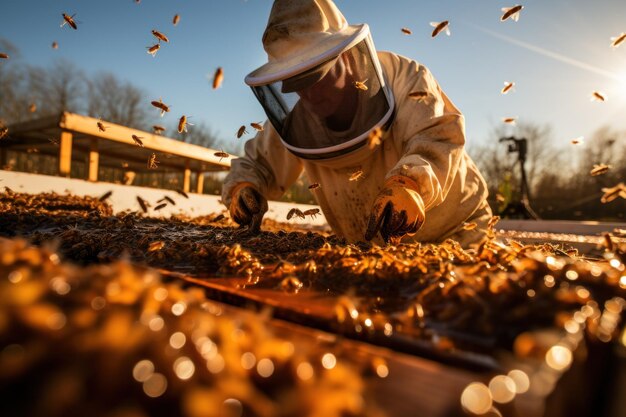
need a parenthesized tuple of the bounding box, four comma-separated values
(501, 5, 524, 22)
(303, 208, 320, 219)
(151, 98, 170, 117)
(590, 163, 611, 176)
(495, 193, 506, 203)
(48, 137, 59, 146)
(430, 21, 450, 37)
(502, 117, 517, 124)
(151, 30, 169, 43)
(28, 103, 37, 113)
(354, 79, 368, 91)
(97, 120, 107, 132)
(287, 208, 305, 220)
(0, 53, 8, 59)
(178, 115, 193, 133)
(0, 126, 8, 139)
(147, 153, 159, 169)
(61, 13, 78, 30)
(570, 136, 584, 145)
(148, 241, 165, 252)
(152, 125, 166, 134)
(172, 14, 181, 26)
(236, 125, 248, 138)
(611, 32, 626, 48)
(176, 189, 189, 198)
(308, 183, 321, 190)
(212, 67, 224, 89)
(158, 196, 176, 205)
(136, 196, 149, 213)
(501, 81, 515, 94)
(154, 203, 167, 211)
(214, 150, 230, 162)
(146, 43, 160, 57)
(368, 126, 383, 150)
(349, 170, 364, 181)
(462, 222, 477, 230)
(487, 215, 501, 229)
(591, 91, 606, 102)
(600, 182, 626, 204)
(408, 91, 428, 101)
(99, 190, 113, 202)
(250, 122, 264, 131)
(401, 27, 412, 35)
(132, 134, 144, 147)
(51, 41, 58, 50)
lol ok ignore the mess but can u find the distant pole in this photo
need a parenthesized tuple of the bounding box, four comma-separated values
(498, 136, 540, 220)
(58, 130, 73, 177)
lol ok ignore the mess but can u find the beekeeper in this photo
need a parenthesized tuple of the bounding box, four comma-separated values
(222, 0, 492, 247)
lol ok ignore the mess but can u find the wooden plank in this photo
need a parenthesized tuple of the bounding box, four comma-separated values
(58, 130, 73, 177)
(59, 112, 230, 169)
(88, 138, 99, 182)
(196, 171, 204, 194)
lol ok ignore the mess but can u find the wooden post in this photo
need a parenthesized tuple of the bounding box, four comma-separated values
(88, 137, 99, 182)
(196, 171, 204, 194)
(59, 130, 73, 177)
(183, 160, 191, 193)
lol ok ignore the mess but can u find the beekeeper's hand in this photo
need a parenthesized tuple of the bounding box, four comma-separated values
(228, 182, 268, 233)
(365, 176, 425, 244)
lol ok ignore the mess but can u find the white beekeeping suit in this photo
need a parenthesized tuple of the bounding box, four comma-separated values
(223, 0, 491, 247)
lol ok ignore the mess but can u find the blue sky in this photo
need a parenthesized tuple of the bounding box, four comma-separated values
(1, 0, 626, 153)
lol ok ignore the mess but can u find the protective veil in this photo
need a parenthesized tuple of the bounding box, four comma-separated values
(223, 0, 491, 247)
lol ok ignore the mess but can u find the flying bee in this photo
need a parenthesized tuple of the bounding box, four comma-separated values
(136, 196, 149, 213)
(487, 215, 501, 229)
(287, 208, 305, 220)
(151, 30, 169, 43)
(462, 222, 477, 230)
(590, 163, 611, 176)
(401, 27, 412, 35)
(236, 125, 248, 138)
(158, 196, 176, 205)
(570, 136, 584, 145)
(172, 14, 181, 26)
(147, 153, 159, 169)
(177, 115, 193, 133)
(611, 32, 626, 48)
(152, 125, 166, 134)
(154, 203, 167, 211)
(349, 169, 364, 181)
(502, 116, 517, 124)
(99, 190, 113, 202)
(175, 189, 189, 198)
(368, 126, 383, 150)
(501, 5, 524, 22)
(250, 122, 264, 131)
(97, 120, 107, 132)
(591, 91, 606, 102)
(47, 137, 59, 146)
(131, 134, 144, 147)
(501, 81, 515, 94)
(214, 149, 230, 162)
(151, 98, 170, 117)
(0, 53, 8, 59)
(303, 208, 320, 219)
(148, 241, 165, 252)
(308, 183, 321, 190)
(430, 21, 450, 37)
(28, 103, 37, 113)
(61, 13, 78, 30)
(212, 67, 224, 89)
(354, 79, 368, 91)
(51, 41, 58, 49)
(146, 43, 160, 57)
(600, 183, 626, 204)
(495, 193, 506, 203)
(408, 91, 428, 101)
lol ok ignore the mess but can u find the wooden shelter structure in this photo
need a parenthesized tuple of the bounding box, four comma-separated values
(0, 112, 230, 193)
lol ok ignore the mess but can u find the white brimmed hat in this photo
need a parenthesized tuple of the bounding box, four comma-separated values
(245, 0, 364, 86)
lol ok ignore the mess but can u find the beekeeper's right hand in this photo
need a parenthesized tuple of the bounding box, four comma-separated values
(228, 182, 268, 233)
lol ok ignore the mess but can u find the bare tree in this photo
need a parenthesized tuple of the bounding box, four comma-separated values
(0, 38, 30, 123)
(26, 58, 86, 116)
(86, 72, 150, 129)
